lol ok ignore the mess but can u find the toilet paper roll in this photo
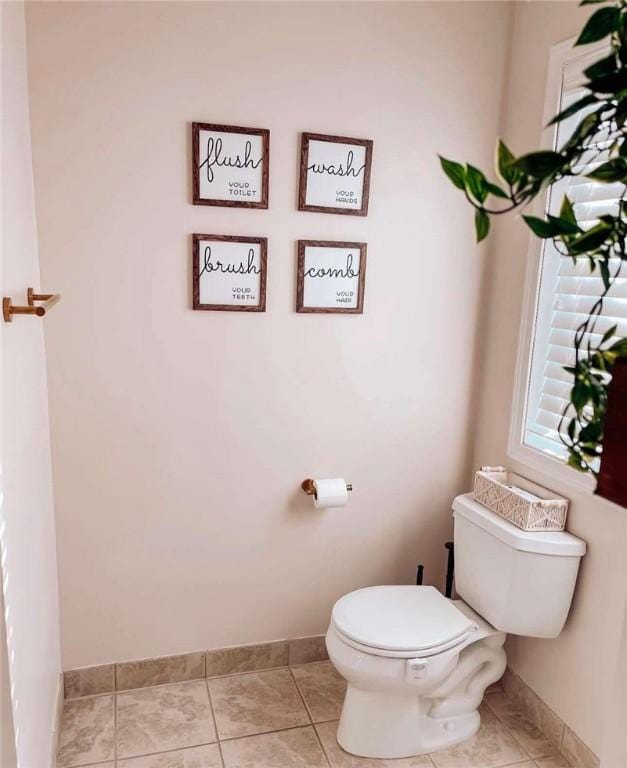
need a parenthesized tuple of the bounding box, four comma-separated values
(313, 478, 349, 509)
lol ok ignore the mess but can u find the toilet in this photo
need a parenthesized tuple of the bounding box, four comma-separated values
(326, 493, 586, 759)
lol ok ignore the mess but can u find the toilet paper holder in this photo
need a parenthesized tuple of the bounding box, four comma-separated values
(301, 478, 353, 497)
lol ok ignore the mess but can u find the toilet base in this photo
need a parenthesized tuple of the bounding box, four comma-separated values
(337, 685, 480, 758)
(327, 600, 507, 759)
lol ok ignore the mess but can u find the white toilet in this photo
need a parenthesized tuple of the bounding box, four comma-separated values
(326, 493, 586, 759)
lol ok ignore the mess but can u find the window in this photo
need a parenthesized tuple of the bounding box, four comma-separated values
(509, 40, 627, 490)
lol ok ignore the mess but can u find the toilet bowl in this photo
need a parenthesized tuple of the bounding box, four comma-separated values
(326, 493, 586, 759)
(326, 587, 506, 758)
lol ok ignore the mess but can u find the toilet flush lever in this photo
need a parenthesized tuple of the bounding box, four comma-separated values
(406, 658, 429, 682)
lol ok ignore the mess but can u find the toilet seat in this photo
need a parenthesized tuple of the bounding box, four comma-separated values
(331, 585, 475, 658)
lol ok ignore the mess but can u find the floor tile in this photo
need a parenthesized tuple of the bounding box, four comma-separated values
(535, 756, 572, 768)
(57, 694, 115, 767)
(429, 706, 529, 768)
(291, 662, 346, 722)
(117, 680, 216, 758)
(206, 641, 288, 677)
(220, 726, 328, 767)
(209, 668, 309, 739)
(315, 721, 433, 767)
(486, 693, 559, 758)
(117, 653, 205, 691)
(117, 744, 223, 767)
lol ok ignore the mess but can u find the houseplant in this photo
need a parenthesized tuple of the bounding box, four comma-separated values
(439, 0, 627, 503)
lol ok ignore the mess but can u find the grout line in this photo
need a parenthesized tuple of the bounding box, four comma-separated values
(112, 692, 117, 765)
(63, 690, 117, 703)
(288, 664, 333, 767)
(288, 665, 315, 724)
(205, 664, 290, 681)
(116, 740, 219, 764)
(217, 723, 323, 744)
(310, 722, 332, 768)
(205, 678, 226, 768)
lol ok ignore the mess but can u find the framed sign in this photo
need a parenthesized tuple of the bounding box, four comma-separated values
(192, 122, 269, 208)
(298, 132, 373, 216)
(296, 240, 366, 314)
(193, 234, 267, 312)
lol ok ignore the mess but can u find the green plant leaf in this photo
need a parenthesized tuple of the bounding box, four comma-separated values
(547, 214, 581, 235)
(514, 151, 564, 178)
(587, 157, 627, 182)
(584, 53, 619, 79)
(576, 6, 620, 45)
(475, 209, 490, 242)
(485, 181, 509, 199)
(600, 259, 611, 290)
(601, 324, 618, 344)
(580, 0, 612, 5)
(579, 420, 603, 442)
(560, 195, 577, 225)
(572, 380, 590, 411)
(466, 164, 488, 203)
(616, 97, 627, 126)
(560, 113, 600, 154)
(439, 156, 466, 190)
(496, 139, 517, 184)
(587, 69, 627, 94)
(567, 453, 585, 471)
(568, 221, 613, 254)
(547, 94, 598, 126)
(523, 215, 557, 238)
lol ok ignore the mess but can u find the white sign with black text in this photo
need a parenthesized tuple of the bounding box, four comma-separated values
(297, 241, 366, 314)
(193, 235, 267, 312)
(193, 123, 269, 208)
(299, 133, 373, 216)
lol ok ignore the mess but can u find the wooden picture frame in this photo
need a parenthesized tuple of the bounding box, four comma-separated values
(298, 132, 373, 216)
(193, 234, 267, 312)
(192, 122, 269, 209)
(296, 240, 367, 314)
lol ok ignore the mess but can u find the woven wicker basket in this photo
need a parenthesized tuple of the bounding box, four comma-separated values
(472, 467, 569, 532)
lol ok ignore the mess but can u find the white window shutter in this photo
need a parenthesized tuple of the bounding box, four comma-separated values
(523, 54, 626, 462)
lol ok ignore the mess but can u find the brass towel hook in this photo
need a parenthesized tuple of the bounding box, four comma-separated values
(3, 288, 61, 323)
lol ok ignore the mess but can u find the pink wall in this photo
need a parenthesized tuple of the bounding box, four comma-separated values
(1, 2, 62, 764)
(470, 2, 627, 759)
(24, 1, 512, 669)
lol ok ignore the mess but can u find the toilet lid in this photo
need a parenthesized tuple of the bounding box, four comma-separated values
(331, 585, 474, 653)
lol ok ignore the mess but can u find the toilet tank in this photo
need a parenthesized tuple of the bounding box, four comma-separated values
(453, 494, 586, 638)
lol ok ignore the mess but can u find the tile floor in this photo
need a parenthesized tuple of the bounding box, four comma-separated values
(57, 660, 572, 768)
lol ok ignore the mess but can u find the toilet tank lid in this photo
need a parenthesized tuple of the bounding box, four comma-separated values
(453, 494, 586, 557)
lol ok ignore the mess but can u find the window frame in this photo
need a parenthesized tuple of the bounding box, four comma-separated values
(508, 37, 609, 494)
